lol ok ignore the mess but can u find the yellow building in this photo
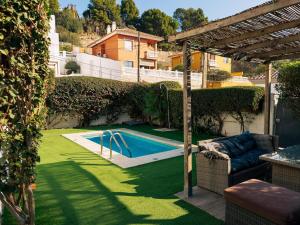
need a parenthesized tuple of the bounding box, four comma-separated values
(170, 51, 232, 73)
(170, 51, 254, 88)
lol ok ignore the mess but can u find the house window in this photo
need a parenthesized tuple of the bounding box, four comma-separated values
(210, 54, 216, 60)
(124, 40, 133, 51)
(223, 57, 230, 64)
(124, 61, 134, 67)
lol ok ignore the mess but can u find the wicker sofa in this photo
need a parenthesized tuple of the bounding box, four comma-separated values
(196, 133, 279, 195)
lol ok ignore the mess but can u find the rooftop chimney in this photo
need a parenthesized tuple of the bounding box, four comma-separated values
(106, 25, 111, 34)
(112, 21, 117, 31)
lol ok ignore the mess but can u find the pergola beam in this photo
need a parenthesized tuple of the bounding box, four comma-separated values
(249, 46, 300, 60)
(213, 18, 300, 48)
(169, 0, 300, 42)
(226, 33, 300, 54)
(265, 52, 300, 61)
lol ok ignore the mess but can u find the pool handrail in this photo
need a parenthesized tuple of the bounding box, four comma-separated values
(100, 130, 132, 159)
(100, 130, 118, 155)
(114, 132, 132, 158)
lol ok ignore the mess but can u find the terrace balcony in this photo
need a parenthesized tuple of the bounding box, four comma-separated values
(145, 50, 159, 59)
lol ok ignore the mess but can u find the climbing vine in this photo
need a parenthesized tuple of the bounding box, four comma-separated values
(0, 0, 50, 224)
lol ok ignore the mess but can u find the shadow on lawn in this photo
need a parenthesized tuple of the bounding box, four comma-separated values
(34, 159, 222, 225)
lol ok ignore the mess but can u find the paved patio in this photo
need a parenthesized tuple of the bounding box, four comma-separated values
(176, 186, 225, 221)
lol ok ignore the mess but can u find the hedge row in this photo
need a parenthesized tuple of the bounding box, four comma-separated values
(47, 76, 264, 134)
(277, 61, 300, 117)
(46, 77, 181, 127)
(169, 86, 264, 133)
(47, 77, 136, 126)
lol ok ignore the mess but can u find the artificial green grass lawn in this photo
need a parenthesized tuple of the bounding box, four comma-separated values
(4, 125, 222, 225)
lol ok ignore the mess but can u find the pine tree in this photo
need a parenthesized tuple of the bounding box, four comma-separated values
(88, 0, 121, 34)
(120, 0, 139, 27)
(49, 0, 60, 15)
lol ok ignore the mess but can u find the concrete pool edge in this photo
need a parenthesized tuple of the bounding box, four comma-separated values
(62, 128, 198, 168)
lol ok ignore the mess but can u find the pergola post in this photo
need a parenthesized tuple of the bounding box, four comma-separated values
(183, 40, 193, 198)
(264, 63, 272, 134)
(202, 52, 208, 89)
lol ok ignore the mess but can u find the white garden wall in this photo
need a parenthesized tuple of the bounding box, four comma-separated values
(47, 113, 131, 129)
(56, 53, 202, 88)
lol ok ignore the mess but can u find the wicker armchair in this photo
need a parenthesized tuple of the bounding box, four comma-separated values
(196, 134, 279, 195)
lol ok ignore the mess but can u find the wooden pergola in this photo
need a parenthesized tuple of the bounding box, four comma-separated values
(168, 0, 300, 198)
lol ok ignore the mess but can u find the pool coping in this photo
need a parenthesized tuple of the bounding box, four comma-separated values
(62, 128, 198, 168)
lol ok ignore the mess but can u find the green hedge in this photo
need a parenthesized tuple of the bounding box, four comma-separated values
(143, 81, 181, 126)
(46, 77, 180, 127)
(169, 86, 264, 134)
(47, 77, 135, 126)
(47, 77, 264, 134)
(277, 61, 300, 116)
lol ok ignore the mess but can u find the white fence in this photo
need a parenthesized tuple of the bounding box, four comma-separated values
(57, 53, 203, 88)
(122, 67, 202, 88)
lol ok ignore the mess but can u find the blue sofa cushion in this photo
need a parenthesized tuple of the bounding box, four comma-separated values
(211, 138, 239, 158)
(232, 132, 257, 156)
(231, 148, 266, 173)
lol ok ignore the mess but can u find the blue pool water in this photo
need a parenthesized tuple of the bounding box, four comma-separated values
(84, 131, 177, 158)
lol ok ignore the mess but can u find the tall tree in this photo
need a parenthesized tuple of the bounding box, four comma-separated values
(49, 0, 60, 15)
(56, 7, 83, 33)
(139, 9, 178, 38)
(173, 8, 208, 31)
(120, 0, 139, 27)
(87, 0, 121, 35)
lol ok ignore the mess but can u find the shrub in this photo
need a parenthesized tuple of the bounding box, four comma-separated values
(207, 69, 231, 81)
(173, 64, 184, 72)
(127, 83, 150, 119)
(0, 0, 50, 224)
(60, 43, 73, 52)
(47, 78, 181, 127)
(277, 61, 300, 116)
(65, 60, 81, 74)
(46, 76, 264, 135)
(47, 77, 136, 127)
(143, 81, 181, 126)
(57, 25, 80, 45)
(169, 86, 264, 134)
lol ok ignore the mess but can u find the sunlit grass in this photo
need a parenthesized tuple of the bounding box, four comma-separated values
(4, 125, 222, 225)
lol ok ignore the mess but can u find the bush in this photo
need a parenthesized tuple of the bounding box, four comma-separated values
(207, 69, 231, 81)
(277, 61, 300, 116)
(47, 76, 264, 134)
(57, 25, 80, 45)
(47, 78, 181, 127)
(47, 77, 136, 127)
(60, 43, 73, 52)
(127, 83, 150, 119)
(144, 81, 181, 126)
(173, 64, 184, 72)
(65, 60, 81, 74)
(169, 86, 264, 134)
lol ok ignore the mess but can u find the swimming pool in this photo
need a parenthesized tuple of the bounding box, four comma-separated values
(84, 130, 177, 158)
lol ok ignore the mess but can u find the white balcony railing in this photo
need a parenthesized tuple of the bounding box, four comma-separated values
(145, 51, 158, 59)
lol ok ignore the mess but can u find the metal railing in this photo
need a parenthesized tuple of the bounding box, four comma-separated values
(100, 130, 132, 158)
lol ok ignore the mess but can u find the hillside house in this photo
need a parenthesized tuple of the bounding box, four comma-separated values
(88, 25, 164, 70)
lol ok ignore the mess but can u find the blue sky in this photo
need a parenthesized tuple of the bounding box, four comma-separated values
(59, 0, 269, 20)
